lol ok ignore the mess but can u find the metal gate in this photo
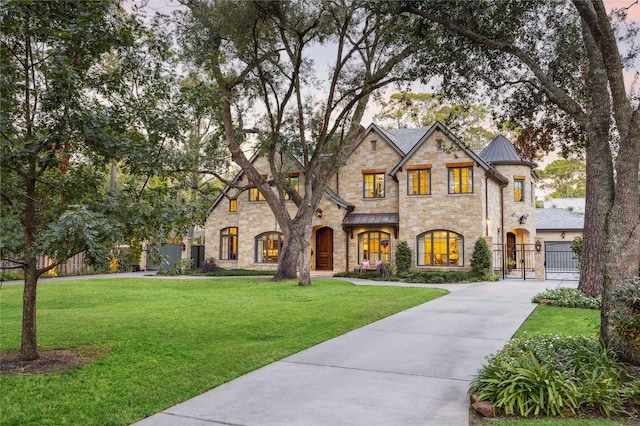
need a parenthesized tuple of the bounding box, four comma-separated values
(493, 244, 536, 280)
(544, 242, 580, 280)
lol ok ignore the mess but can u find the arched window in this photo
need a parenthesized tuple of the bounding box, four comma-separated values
(255, 232, 284, 263)
(417, 230, 463, 266)
(220, 227, 238, 260)
(358, 231, 391, 264)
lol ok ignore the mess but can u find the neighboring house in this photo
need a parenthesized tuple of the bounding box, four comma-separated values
(535, 207, 584, 280)
(543, 198, 586, 214)
(535, 207, 584, 244)
(204, 122, 538, 273)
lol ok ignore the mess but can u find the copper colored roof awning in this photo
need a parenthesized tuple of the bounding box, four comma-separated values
(343, 213, 399, 227)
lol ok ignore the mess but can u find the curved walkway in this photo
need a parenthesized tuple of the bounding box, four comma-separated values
(130, 276, 575, 426)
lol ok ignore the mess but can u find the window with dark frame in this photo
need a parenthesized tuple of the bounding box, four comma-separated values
(363, 172, 385, 198)
(229, 199, 237, 212)
(220, 227, 238, 260)
(416, 230, 463, 266)
(514, 178, 525, 202)
(255, 231, 284, 263)
(284, 175, 299, 200)
(249, 187, 265, 201)
(407, 166, 431, 195)
(358, 231, 391, 264)
(448, 165, 473, 194)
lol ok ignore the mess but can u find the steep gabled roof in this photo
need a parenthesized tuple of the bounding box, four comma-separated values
(479, 135, 537, 167)
(375, 125, 432, 154)
(388, 121, 508, 184)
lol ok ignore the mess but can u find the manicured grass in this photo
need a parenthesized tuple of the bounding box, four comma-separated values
(0, 277, 446, 426)
(515, 305, 601, 337)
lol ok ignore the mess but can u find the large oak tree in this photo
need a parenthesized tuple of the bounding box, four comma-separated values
(176, 0, 432, 286)
(400, 0, 640, 364)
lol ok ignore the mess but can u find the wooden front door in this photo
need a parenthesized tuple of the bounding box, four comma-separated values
(507, 232, 516, 269)
(315, 227, 333, 270)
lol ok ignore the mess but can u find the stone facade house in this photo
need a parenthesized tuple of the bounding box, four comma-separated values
(204, 122, 538, 273)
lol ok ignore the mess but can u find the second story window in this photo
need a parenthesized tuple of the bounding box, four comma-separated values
(407, 166, 431, 195)
(514, 177, 525, 202)
(448, 163, 473, 194)
(363, 170, 385, 198)
(229, 199, 237, 212)
(284, 175, 299, 200)
(249, 187, 265, 201)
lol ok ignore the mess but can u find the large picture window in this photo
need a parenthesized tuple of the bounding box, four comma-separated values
(417, 230, 463, 266)
(448, 166, 473, 194)
(255, 232, 284, 263)
(363, 173, 385, 198)
(407, 168, 431, 195)
(220, 227, 238, 260)
(358, 231, 391, 264)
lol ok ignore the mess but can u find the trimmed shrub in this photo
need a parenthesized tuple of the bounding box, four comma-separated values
(200, 257, 220, 273)
(470, 238, 491, 278)
(395, 241, 412, 276)
(532, 287, 601, 309)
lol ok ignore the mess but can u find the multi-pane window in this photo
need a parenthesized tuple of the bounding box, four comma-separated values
(229, 199, 237, 212)
(220, 227, 238, 260)
(358, 231, 391, 264)
(407, 167, 431, 195)
(417, 230, 463, 266)
(284, 175, 299, 200)
(514, 178, 525, 202)
(363, 172, 385, 198)
(249, 187, 265, 201)
(448, 165, 473, 194)
(255, 232, 284, 263)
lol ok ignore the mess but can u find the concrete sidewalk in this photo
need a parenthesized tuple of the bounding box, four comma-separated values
(133, 279, 572, 426)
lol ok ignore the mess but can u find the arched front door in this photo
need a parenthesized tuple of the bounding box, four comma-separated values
(315, 227, 333, 270)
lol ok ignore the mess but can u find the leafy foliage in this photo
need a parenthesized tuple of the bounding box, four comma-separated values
(200, 257, 220, 274)
(538, 159, 586, 198)
(609, 277, 640, 362)
(570, 235, 583, 268)
(377, 262, 393, 279)
(470, 238, 492, 278)
(395, 241, 412, 276)
(470, 334, 636, 417)
(532, 287, 601, 310)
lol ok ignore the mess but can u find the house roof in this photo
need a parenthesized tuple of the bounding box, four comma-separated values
(535, 208, 584, 231)
(386, 121, 509, 184)
(324, 188, 355, 211)
(376, 126, 432, 154)
(479, 134, 536, 167)
(342, 213, 399, 227)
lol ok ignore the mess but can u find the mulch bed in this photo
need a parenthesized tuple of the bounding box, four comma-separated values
(0, 349, 100, 376)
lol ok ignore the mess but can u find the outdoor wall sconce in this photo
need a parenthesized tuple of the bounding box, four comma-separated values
(519, 214, 528, 225)
(315, 208, 323, 218)
(535, 240, 542, 252)
(561, 231, 566, 239)
(180, 242, 186, 251)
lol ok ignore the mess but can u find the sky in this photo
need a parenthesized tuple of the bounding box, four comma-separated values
(131, 0, 639, 167)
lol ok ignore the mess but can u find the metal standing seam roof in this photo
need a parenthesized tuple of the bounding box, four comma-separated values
(479, 134, 536, 166)
(535, 208, 584, 230)
(342, 213, 400, 227)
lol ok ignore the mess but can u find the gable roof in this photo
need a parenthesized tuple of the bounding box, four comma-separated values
(387, 121, 508, 184)
(535, 208, 584, 231)
(375, 125, 432, 154)
(479, 134, 537, 167)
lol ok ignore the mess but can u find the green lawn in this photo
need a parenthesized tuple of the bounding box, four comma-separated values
(0, 277, 446, 426)
(515, 304, 601, 337)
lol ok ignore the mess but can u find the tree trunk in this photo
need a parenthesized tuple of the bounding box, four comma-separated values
(296, 215, 313, 287)
(272, 235, 300, 281)
(20, 256, 39, 361)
